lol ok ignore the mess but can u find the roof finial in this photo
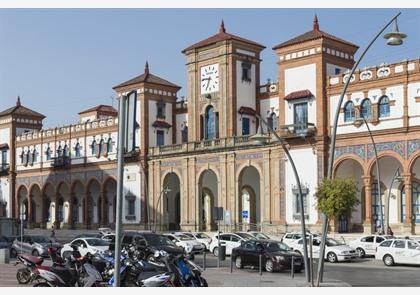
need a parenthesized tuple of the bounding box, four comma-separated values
(16, 96, 21, 107)
(313, 14, 319, 31)
(145, 60, 149, 75)
(219, 20, 226, 33)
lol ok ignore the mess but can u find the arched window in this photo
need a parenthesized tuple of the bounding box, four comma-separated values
(344, 101, 355, 122)
(46, 147, 51, 160)
(20, 151, 25, 164)
(360, 98, 372, 119)
(181, 126, 188, 143)
(401, 182, 420, 223)
(268, 112, 278, 131)
(63, 145, 69, 157)
(107, 138, 113, 153)
(205, 106, 215, 140)
(378, 96, 390, 118)
(75, 143, 81, 157)
(57, 145, 63, 157)
(98, 139, 104, 156)
(27, 150, 32, 165)
(32, 149, 37, 163)
(102, 139, 108, 155)
(91, 140, 97, 155)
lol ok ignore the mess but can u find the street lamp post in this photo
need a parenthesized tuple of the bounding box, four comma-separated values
(250, 114, 310, 283)
(316, 12, 406, 286)
(355, 115, 384, 235)
(385, 168, 403, 233)
(154, 186, 171, 233)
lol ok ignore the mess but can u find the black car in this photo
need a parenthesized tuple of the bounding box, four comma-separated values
(231, 239, 304, 273)
(109, 231, 185, 261)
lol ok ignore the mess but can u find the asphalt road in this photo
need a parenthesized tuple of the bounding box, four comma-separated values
(193, 253, 420, 287)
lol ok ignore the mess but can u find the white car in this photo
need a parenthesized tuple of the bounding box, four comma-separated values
(293, 237, 357, 263)
(209, 233, 249, 256)
(375, 238, 420, 266)
(164, 233, 205, 255)
(281, 232, 319, 248)
(61, 237, 110, 258)
(246, 231, 279, 240)
(180, 232, 212, 250)
(348, 235, 393, 258)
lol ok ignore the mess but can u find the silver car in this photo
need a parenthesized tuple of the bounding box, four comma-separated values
(11, 235, 61, 258)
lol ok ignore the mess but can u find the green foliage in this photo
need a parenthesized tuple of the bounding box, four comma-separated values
(315, 178, 360, 219)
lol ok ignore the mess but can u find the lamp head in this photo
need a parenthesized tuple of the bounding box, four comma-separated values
(250, 123, 270, 146)
(384, 18, 407, 46)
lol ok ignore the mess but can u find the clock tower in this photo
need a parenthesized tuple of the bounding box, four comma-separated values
(182, 21, 265, 141)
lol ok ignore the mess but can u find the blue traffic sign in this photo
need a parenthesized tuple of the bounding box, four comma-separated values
(242, 210, 248, 218)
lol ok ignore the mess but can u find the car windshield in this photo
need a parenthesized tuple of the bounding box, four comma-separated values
(144, 234, 176, 246)
(175, 234, 193, 241)
(195, 233, 210, 239)
(325, 238, 345, 247)
(32, 236, 51, 243)
(86, 238, 109, 246)
(263, 242, 290, 252)
(235, 233, 254, 240)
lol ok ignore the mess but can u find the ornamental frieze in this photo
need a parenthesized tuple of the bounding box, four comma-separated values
(236, 152, 263, 160)
(334, 145, 365, 160)
(408, 139, 420, 157)
(196, 157, 219, 164)
(161, 161, 182, 167)
(367, 141, 405, 159)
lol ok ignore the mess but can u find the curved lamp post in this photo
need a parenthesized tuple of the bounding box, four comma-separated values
(250, 114, 310, 283)
(154, 186, 171, 232)
(316, 12, 406, 286)
(386, 168, 403, 233)
(354, 114, 384, 235)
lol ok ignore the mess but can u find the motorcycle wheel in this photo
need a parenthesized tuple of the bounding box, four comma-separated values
(33, 282, 50, 287)
(16, 268, 31, 284)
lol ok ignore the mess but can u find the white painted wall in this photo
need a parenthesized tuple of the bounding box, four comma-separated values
(236, 61, 257, 135)
(285, 147, 318, 224)
(284, 63, 317, 125)
(0, 128, 10, 145)
(123, 164, 142, 223)
(408, 82, 420, 127)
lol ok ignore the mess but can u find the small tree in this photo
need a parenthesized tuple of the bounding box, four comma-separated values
(315, 178, 360, 219)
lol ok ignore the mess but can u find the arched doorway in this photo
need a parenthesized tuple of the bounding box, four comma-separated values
(404, 156, 420, 224)
(86, 179, 101, 226)
(56, 182, 70, 229)
(30, 185, 42, 227)
(238, 166, 261, 230)
(162, 173, 181, 231)
(334, 158, 364, 232)
(17, 186, 28, 227)
(71, 181, 84, 228)
(198, 170, 218, 231)
(103, 178, 117, 226)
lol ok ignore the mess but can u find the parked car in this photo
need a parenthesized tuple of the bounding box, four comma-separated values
(281, 232, 319, 248)
(246, 232, 272, 240)
(293, 237, 357, 263)
(209, 233, 249, 256)
(349, 235, 394, 258)
(73, 233, 103, 240)
(375, 238, 420, 266)
(98, 227, 113, 235)
(61, 237, 109, 258)
(179, 232, 212, 250)
(10, 235, 61, 258)
(108, 231, 185, 262)
(164, 233, 205, 257)
(101, 233, 115, 243)
(231, 239, 304, 273)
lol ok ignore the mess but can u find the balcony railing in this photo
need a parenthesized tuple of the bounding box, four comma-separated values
(0, 163, 10, 175)
(278, 123, 316, 138)
(51, 156, 71, 168)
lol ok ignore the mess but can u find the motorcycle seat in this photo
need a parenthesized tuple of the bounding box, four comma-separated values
(21, 254, 44, 265)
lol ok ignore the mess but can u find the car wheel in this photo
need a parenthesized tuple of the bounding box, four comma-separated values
(213, 247, 219, 257)
(356, 248, 365, 258)
(383, 254, 394, 266)
(10, 248, 17, 258)
(32, 249, 40, 257)
(265, 259, 274, 273)
(327, 252, 338, 263)
(235, 256, 243, 269)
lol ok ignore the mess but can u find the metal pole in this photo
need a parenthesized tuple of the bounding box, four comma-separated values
(259, 254, 262, 276)
(256, 114, 310, 282)
(203, 250, 207, 270)
(291, 256, 294, 278)
(310, 234, 314, 287)
(361, 115, 384, 234)
(386, 168, 400, 233)
(217, 220, 220, 268)
(113, 95, 127, 287)
(316, 12, 402, 287)
(20, 203, 23, 254)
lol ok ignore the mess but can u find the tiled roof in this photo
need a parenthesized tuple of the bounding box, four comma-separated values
(0, 143, 9, 150)
(113, 61, 181, 90)
(284, 89, 313, 101)
(273, 15, 358, 50)
(182, 21, 266, 53)
(238, 106, 257, 116)
(0, 97, 45, 119)
(152, 120, 172, 129)
(78, 105, 117, 115)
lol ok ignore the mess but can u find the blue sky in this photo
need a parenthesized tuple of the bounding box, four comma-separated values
(1, 8, 419, 127)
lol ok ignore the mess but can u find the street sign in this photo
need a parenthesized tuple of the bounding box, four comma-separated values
(242, 210, 248, 219)
(124, 90, 137, 154)
(213, 207, 224, 221)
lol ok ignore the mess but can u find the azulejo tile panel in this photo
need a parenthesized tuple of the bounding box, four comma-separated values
(334, 145, 365, 160)
(408, 139, 420, 158)
(367, 141, 405, 159)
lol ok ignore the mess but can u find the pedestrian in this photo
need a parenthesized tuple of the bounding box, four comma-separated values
(387, 226, 394, 236)
(50, 225, 56, 241)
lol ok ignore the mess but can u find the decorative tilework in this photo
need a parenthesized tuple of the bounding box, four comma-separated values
(161, 161, 181, 167)
(197, 157, 219, 164)
(367, 141, 405, 159)
(408, 139, 420, 157)
(236, 153, 263, 160)
(334, 145, 365, 160)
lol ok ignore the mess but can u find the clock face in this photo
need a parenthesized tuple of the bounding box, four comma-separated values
(200, 64, 219, 94)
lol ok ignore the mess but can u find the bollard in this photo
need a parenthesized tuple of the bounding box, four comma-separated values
(291, 256, 295, 278)
(259, 254, 262, 276)
(203, 251, 206, 270)
(230, 256, 233, 273)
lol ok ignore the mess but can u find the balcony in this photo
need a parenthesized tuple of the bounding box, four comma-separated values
(51, 156, 70, 168)
(0, 164, 10, 176)
(278, 123, 316, 138)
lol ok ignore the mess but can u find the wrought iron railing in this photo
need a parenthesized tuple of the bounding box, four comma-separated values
(51, 156, 71, 167)
(278, 123, 316, 138)
(0, 163, 10, 175)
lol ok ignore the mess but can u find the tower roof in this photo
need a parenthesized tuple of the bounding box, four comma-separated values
(182, 20, 266, 53)
(113, 61, 181, 90)
(78, 104, 117, 116)
(273, 15, 359, 50)
(0, 96, 45, 119)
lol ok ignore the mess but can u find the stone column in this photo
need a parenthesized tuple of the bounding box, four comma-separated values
(100, 190, 107, 227)
(362, 176, 373, 234)
(27, 195, 33, 229)
(54, 194, 60, 230)
(68, 193, 75, 229)
(84, 192, 90, 229)
(180, 158, 189, 229)
(40, 195, 46, 229)
(403, 173, 414, 234)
